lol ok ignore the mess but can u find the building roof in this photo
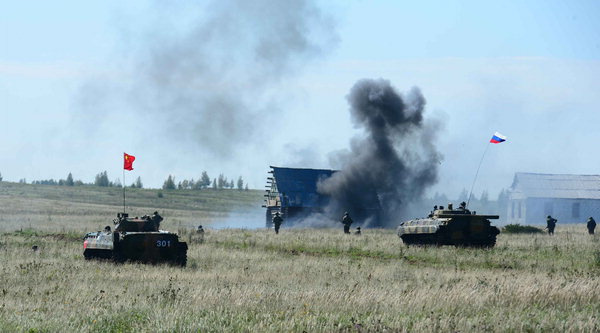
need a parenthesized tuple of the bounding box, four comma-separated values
(510, 172, 600, 199)
(269, 166, 381, 210)
(270, 166, 336, 208)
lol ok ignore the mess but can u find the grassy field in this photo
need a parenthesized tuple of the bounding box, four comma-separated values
(0, 182, 264, 232)
(0, 183, 599, 332)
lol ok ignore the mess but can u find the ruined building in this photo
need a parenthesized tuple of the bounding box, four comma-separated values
(263, 166, 381, 227)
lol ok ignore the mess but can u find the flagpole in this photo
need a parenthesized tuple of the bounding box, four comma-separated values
(466, 142, 490, 208)
(123, 155, 126, 214)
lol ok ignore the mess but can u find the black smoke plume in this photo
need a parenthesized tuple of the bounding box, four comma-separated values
(317, 79, 442, 227)
(75, 0, 337, 159)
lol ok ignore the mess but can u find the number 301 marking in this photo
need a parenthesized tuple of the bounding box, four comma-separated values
(156, 240, 171, 247)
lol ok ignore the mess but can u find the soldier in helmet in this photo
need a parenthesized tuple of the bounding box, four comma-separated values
(341, 212, 353, 234)
(197, 225, 205, 243)
(354, 227, 361, 235)
(272, 212, 283, 234)
(587, 217, 596, 235)
(152, 211, 163, 230)
(428, 205, 438, 218)
(546, 215, 557, 235)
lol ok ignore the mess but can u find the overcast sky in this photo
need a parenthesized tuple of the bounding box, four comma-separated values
(1, 0, 599, 199)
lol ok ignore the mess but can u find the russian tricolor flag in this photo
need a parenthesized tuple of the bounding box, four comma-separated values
(490, 132, 507, 144)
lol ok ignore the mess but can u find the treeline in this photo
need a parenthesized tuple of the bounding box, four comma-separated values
(162, 172, 248, 191)
(30, 172, 83, 186)
(430, 188, 508, 207)
(8, 170, 248, 191)
(27, 171, 130, 188)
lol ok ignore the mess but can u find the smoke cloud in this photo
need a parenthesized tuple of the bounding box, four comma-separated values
(317, 79, 442, 226)
(76, 0, 337, 160)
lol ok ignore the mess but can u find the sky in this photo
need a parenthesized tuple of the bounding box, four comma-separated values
(1, 0, 600, 199)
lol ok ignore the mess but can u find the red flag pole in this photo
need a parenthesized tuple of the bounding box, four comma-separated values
(123, 153, 126, 214)
(122, 152, 136, 214)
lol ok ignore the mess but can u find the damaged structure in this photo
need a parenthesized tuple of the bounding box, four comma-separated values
(263, 166, 381, 227)
(507, 172, 600, 224)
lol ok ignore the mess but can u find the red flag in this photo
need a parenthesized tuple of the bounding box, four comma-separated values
(124, 153, 135, 171)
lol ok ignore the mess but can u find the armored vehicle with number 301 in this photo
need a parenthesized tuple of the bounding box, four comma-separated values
(83, 212, 187, 266)
(397, 203, 500, 247)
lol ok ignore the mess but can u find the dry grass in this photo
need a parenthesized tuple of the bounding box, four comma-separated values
(0, 183, 599, 332)
(0, 226, 599, 332)
(0, 182, 263, 232)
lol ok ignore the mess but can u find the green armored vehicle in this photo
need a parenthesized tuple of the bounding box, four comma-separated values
(397, 203, 500, 247)
(83, 212, 187, 266)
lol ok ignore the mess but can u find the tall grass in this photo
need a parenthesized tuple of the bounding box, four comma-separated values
(0, 226, 598, 332)
(0, 183, 598, 331)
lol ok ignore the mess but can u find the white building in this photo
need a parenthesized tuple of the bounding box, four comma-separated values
(507, 173, 600, 224)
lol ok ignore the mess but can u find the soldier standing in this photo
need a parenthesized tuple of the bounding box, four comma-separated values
(546, 215, 557, 235)
(197, 225, 205, 243)
(341, 212, 353, 234)
(272, 212, 283, 234)
(587, 217, 596, 235)
(151, 211, 163, 230)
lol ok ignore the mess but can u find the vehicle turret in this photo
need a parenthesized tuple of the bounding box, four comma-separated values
(83, 212, 187, 266)
(397, 203, 500, 247)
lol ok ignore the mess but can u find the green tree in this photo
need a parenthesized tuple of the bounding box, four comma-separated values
(0, 172, 3, 181)
(217, 174, 226, 189)
(135, 176, 143, 189)
(200, 171, 211, 189)
(193, 178, 204, 190)
(237, 176, 244, 190)
(66, 172, 74, 186)
(212, 178, 217, 189)
(163, 175, 176, 190)
(94, 171, 109, 187)
(33, 179, 57, 185)
(244, 184, 249, 191)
